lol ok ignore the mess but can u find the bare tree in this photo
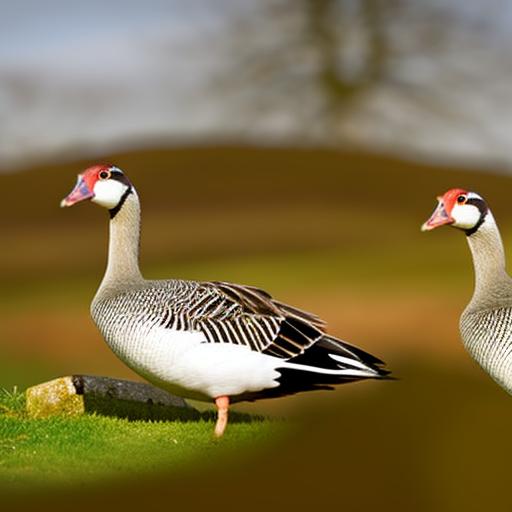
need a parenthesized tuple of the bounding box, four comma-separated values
(212, 0, 509, 158)
(213, 0, 395, 140)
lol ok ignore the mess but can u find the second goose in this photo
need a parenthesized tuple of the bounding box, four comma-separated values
(423, 188, 512, 394)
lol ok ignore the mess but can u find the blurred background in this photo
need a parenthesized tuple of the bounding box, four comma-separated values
(3, 0, 512, 510)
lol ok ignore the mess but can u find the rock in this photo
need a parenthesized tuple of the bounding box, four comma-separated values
(26, 376, 83, 418)
(26, 375, 200, 421)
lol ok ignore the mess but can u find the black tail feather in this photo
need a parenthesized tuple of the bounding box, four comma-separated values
(235, 334, 390, 403)
(319, 335, 389, 373)
(286, 335, 390, 376)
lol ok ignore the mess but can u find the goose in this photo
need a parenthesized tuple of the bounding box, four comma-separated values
(422, 188, 512, 394)
(61, 164, 390, 436)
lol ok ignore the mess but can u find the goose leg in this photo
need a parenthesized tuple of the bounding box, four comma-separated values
(214, 396, 230, 437)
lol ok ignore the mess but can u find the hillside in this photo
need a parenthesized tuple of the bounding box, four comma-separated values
(2, 147, 512, 509)
(1, 146, 511, 392)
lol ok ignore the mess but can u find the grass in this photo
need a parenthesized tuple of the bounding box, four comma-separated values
(0, 388, 25, 417)
(0, 387, 284, 489)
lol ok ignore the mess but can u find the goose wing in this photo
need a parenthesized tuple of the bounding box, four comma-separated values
(167, 280, 327, 359)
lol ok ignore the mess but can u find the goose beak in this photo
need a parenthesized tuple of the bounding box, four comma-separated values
(60, 175, 94, 207)
(421, 197, 454, 231)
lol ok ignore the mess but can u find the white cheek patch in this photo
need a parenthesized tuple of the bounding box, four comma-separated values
(92, 180, 129, 209)
(452, 203, 482, 230)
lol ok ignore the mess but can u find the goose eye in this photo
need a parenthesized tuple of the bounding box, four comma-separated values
(99, 170, 110, 180)
(457, 195, 466, 204)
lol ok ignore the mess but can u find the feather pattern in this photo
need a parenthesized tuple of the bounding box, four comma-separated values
(461, 307, 512, 393)
(91, 275, 389, 401)
(93, 279, 325, 358)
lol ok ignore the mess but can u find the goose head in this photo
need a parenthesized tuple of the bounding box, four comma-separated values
(422, 188, 489, 236)
(60, 164, 133, 215)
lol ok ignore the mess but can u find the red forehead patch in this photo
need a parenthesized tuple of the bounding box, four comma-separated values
(440, 188, 469, 214)
(80, 164, 112, 190)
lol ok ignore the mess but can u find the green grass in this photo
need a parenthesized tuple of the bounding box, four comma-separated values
(0, 388, 284, 489)
(0, 388, 25, 417)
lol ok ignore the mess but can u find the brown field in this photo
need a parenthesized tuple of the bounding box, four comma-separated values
(5, 146, 512, 510)
(0, 146, 506, 404)
(1, 145, 511, 390)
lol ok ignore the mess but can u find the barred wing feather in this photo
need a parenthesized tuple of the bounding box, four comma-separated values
(166, 281, 326, 359)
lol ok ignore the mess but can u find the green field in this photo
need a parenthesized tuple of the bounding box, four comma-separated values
(0, 389, 282, 489)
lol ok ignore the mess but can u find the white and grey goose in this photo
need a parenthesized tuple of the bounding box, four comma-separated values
(423, 188, 512, 394)
(61, 164, 390, 436)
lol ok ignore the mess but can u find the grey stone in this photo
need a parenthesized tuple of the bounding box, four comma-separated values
(26, 375, 199, 421)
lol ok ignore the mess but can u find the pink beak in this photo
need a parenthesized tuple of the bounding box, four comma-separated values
(421, 197, 454, 231)
(60, 175, 94, 207)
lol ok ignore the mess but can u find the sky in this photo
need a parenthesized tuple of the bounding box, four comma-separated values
(0, 0, 233, 166)
(1, 0, 512, 170)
